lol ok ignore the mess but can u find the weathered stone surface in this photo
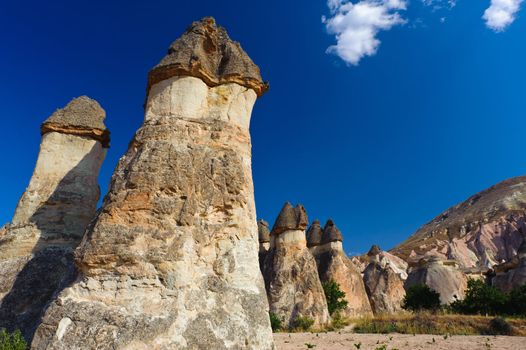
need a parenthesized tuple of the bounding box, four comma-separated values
(271, 202, 308, 236)
(32, 20, 274, 349)
(148, 17, 268, 98)
(492, 236, 526, 292)
(259, 220, 271, 272)
(310, 221, 372, 317)
(405, 257, 468, 304)
(263, 204, 329, 328)
(391, 177, 526, 269)
(321, 219, 343, 244)
(306, 220, 322, 248)
(0, 96, 108, 342)
(363, 248, 406, 315)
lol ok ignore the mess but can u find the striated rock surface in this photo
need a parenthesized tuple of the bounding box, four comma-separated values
(306, 219, 322, 248)
(32, 18, 274, 350)
(263, 204, 330, 328)
(405, 257, 468, 304)
(391, 176, 526, 268)
(0, 96, 108, 341)
(310, 220, 372, 317)
(363, 246, 406, 314)
(492, 236, 526, 292)
(258, 220, 271, 271)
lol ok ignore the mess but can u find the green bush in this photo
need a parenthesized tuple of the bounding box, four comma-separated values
(402, 284, 441, 312)
(269, 313, 282, 332)
(329, 312, 350, 330)
(0, 329, 27, 350)
(450, 279, 508, 316)
(487, 317, 514, 336)
(322, 279, 348, 315)
(293, 316, 315, 331)
(509, 284, 526, 316)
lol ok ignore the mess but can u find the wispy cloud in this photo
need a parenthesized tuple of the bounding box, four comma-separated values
(483, 0, 524, 31)
(323, 0, 408, 65)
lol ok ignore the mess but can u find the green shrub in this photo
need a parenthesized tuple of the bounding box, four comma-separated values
(450, 279, 508, 316)
(322, 279, 348, 315)
(293, 316, 315, 331)
(402, 284, 441, 312)
(509, 284, 526, 316)
(329, 312, 350, 330)
(269, 313, 282, 332)
(0, 329, 27, 350)
(487, 317, 514, 336)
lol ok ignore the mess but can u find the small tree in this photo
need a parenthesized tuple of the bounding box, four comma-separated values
(450, 279, 508, 315)
(402, 284, 441, 312)
(269, 313, 282, 332)
(509, 284, 526, 316)
(0, 329, 27, 350)
(322, 279, 348, 315)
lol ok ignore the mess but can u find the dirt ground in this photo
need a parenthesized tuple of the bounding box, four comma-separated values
(273, 331, 525, 350)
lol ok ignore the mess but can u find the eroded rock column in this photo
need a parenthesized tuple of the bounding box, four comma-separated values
(262, 203, 330, 328)
(33, 17, 274, 350)
(309, 219, 373, 317)
(0, 96, 108, 340)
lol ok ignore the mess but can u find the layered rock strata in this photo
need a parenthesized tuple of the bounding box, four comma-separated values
(405, 257, 468, 304)
(0, 96, 108, 340)
(310, 220, 372, 317)
(32, 18, 274, 350)
(363, 246, 406, 315)
(392, 176, 526, 268)
(263, 203, 330, 328)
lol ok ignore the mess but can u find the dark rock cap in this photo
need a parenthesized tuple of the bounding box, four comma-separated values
(41, 96, 110, 148)
(306, 220, 323, 248)
(148, 17, 269, 97)
(271, 202, 308, 235)
(367, 245, 382, 256)
(321, 219, 343, 244)
(258, 220, 270, 243)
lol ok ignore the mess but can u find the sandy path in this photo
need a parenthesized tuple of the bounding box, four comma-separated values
(274, 331, 524, 350)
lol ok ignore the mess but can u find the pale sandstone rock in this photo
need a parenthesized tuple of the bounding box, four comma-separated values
(392, 177, 526, 269)
(0, 96, 108, 341)
(310, 220, 373, 317)
(32, 18, 274, 350)
(363, 246, 406, 315)
(405, 257, 468, 304)
(263, 204, 330, 328)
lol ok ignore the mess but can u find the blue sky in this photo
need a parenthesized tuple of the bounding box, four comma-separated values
(1, 0, 525, 254)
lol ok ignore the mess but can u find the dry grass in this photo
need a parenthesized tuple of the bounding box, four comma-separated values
(352, 312, 526, 336)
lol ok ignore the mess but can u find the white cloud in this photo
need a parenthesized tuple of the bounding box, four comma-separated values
(324, 0, 408, 65)
(483, 0, 524, 31)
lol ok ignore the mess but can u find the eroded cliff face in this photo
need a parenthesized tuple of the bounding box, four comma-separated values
(0, 96, 108, 341)
(32, 18, 274, 350)
(263, 203, 330, 328)
(309, 220, 372, 318)
(492, 237, 526, 292)
(391, 177, 526, 269)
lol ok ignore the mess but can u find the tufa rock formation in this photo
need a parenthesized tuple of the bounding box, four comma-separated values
(405, 257, 468, 304)
(0, 96, 109, 341)
(258, 219, 271, 271)
(363, 245, 406, 315)
(32, 17, 274, 349)
(310, 220, 373, 317)
(263, 203, 330, 328)
(391, 176, 526, 268)
(306, 219, 322, 248)
(492, 236, 526, 292)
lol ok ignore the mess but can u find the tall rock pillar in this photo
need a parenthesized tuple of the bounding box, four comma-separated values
(0, 96, 109, 340)
(33, 17, 274, 350)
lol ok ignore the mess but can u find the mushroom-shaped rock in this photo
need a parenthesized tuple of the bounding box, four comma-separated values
(258, 219, 270, 243)
(262, 206, 330, 328)
(32, 18, 274, 350)
(321, 219, 343, 244)
(148, 17, 268, 97)
(271, 202, 308, 235)
(0, 96, 108, 341)
(367, 245, 382, 257)
(306, 220, 323, 248)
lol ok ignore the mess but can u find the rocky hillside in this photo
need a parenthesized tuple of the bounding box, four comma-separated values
(391, 176, 526, 268)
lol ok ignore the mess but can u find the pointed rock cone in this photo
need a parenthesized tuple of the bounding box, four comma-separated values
(310, 220, 373, 318)
(263, 203, 330, 329)
(33, 18, 274, 349)
(306, 219, 323, 248)
(258, 219, 271, 272)
(0, 96, 108, 341)
(363, 245, 407, 314)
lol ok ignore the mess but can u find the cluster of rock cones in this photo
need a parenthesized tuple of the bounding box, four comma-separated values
(1, 16, 526, 350)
